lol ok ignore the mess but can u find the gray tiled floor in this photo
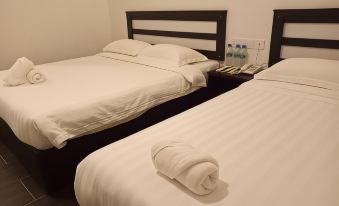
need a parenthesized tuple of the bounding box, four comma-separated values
(0, 142, 79, 206)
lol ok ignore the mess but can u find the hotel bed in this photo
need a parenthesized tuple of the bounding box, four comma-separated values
(0, 10, 227, 191)
(74, 8, 339, 206)
(0, 52, 218, 150)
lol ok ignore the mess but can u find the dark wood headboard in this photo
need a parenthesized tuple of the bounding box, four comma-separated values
(126, 10, 227, 61)
(269, 8, 339, 66)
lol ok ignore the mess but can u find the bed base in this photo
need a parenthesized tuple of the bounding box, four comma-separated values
(0, 87, 221, 193)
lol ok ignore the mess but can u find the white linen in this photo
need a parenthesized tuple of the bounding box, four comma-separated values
(191, 59, 220, 78)
(27, 69, 46, 84)
(103, 39, 151, 56)
(151, 140, 219, 195)
(255, 58, 339, 90)
(98, 53, 210, 87)
(0, 53, 217, 149)
(75, 79, 339, 206)
(3, 57, 34, 86)
(138, 44, 208, 67)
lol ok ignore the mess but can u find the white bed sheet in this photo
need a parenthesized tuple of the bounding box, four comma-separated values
(0, 53, 218, 149)
(75, 79, 339, 206)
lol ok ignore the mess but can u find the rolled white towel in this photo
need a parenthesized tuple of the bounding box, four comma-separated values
(27, 69, 46, 84)
(151, 140, 219, 195)
(3, 57, 34, 86)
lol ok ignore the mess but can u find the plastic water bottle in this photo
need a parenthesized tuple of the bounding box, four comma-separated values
(225, 44, 233, 66)
(239, 45, 248, 67)
(233, 44, 241, 67)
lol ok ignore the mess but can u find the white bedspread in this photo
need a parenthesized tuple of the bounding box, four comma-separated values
(0, 53, 218, 149)
(75, 79, 339, 206)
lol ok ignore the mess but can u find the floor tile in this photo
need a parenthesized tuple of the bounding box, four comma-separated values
(1, 150, 20, 165)
(0, 155, 6, 169)
(0, 142, 15, 161)
(0, 142, 78, 206)
(0, 143, 30, 179)
(21, 176, 46, 199)
(0, 141, 7, 152)
(0, 180, 34, 206)
(25, 196, 79, 206)
(0, 165, 21, 186)
(26, 185, 79, 206)
(7, 159, 30, 179)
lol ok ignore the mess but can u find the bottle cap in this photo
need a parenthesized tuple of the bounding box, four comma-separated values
(242, 45, 247, 48)
(236, 44, 241, 48)
(227, 44, 232, 47)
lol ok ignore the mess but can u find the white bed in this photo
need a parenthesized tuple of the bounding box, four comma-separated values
(0, 52, 218, 149)
(75, 58, 339, 206)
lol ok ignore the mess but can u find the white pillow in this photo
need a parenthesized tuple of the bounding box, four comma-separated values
(103, 39, 151, 56)
(255, 58, 339, 90)
(138, 44, 208, 67)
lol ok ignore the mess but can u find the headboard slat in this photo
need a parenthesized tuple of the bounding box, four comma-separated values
(132, 29, 218, 40)
(285, 16, 339, 23)
(126, 10, 225, 21)
(274, 8, 339, 19)
(269, 12, 285, 66)
(126, 10, 227, 61)
(268, 8, 339, 66)
(282, 37, 339, 49)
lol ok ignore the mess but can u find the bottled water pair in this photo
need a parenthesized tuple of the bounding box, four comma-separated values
(225, 44, 248, 67)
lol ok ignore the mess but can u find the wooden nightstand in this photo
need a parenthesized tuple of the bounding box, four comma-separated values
(173, 70, 253, 108)
(207, 70, 254, 95)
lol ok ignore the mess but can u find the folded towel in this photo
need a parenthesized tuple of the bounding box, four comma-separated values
(3, 57, 35, 86)
(27, 69, 46, 84)
(151, 140, 219, 195)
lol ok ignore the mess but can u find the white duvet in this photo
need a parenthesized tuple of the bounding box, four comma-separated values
(0, 53, 218, 149)
(75, 79, 339, 206)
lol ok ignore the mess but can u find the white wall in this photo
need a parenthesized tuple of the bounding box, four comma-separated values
(108, 0, 339, 64)
(0, 0, 113, 70)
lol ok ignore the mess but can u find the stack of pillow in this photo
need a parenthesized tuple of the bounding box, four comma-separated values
(102, 39, 208, 67)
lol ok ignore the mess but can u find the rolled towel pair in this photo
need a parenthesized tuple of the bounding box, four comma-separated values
(151, 140, 219, 195)
(3, 57, 46, 86)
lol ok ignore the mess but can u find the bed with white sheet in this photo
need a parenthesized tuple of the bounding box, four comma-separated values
(0, 10, 227, 192)
(75, 58, 339, 206)
(75, 8, 339, 205)
(0, 52, 217, 150)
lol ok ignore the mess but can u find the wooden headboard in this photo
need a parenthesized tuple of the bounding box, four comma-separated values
(269, 8, 339, 66)
(126, 10, 227, 61)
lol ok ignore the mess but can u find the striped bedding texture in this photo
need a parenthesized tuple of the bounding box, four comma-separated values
(75, 79, 339, 206)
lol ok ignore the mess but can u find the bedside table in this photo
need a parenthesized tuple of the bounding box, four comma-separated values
(207, 70, 254, 95)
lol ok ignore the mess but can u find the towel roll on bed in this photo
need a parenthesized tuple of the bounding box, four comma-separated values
(151, 140, 219, 195)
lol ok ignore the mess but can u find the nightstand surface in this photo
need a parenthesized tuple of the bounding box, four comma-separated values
(207, 70, 254, 96)
(208, 70, 254, 83)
